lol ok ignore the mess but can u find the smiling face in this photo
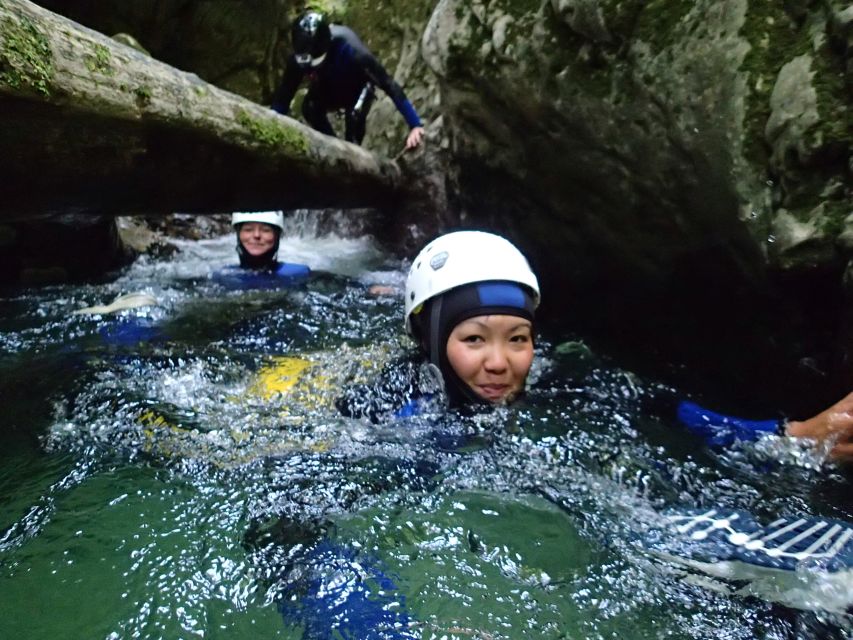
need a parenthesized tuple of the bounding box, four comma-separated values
(445, 314, 534, 404)
(238, 222, 277, 257)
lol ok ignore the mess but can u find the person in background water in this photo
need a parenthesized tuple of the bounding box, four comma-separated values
(233, 210, 283, 270)
(214, 211, 310, 288)
(337, 230, 539, 420)
(271, 10, 424, 150)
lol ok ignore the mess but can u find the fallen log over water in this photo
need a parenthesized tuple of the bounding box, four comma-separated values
(0, 0, 402, 219)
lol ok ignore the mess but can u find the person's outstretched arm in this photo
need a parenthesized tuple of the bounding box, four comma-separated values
(677, 392, 853, 461)
(271, 58, 304, 115)
(356, 50, 424, 149)
(786, 391, 853, 460)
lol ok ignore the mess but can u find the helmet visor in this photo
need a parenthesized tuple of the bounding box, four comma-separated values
(294, 52, 326, 68)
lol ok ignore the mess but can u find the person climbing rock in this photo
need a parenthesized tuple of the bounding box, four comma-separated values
(271, 10, 424, 149)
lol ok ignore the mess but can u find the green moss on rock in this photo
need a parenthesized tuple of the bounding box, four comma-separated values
(134, 84, 152, 106)
(84, 42, 113, 75)
(819, 203, 847, 238)
(738, 4, 809, 165)
(541, 3, 614, 99)
(0, 14, 53, 96)
(236, 109, 309, 155)
(345, 0, 437, 72)
(598, 0, 647, 46)
(808, 38, 851, 148)
(633, 0, 694, 54)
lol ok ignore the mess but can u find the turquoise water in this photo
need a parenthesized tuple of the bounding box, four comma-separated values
(0, 224, 850, 639)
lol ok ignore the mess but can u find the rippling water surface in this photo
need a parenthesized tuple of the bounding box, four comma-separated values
(1, 218, 850, 639)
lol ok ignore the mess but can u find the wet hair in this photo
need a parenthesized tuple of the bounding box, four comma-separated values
(410, 281, 536, 406)
(235, 223, 281, 270)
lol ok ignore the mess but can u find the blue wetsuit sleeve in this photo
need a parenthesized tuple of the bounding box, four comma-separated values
(271, 58, 304, 115)
(356, 50, 422, 128)
(274, 262, 311, 279)
(394, 398, 421, 418)
(676, 400, 785, 447)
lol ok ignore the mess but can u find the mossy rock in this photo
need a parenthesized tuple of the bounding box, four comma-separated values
(236, 108, 309, 155)
(0, 13, 54, 96)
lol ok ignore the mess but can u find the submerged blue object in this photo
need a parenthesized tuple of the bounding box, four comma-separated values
(650, 508, 853, 574)
(213, 263, 311, 290)
(99, 317, 164, 347)
(394, 398, 422, 418)
(676, 400, 783, 447)
(278, 541, 417, 639)
(538, 484, 853, 612)
(642, 508, 853, 613)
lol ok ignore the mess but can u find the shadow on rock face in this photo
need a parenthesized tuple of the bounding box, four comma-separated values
(0, 214, 135, 286)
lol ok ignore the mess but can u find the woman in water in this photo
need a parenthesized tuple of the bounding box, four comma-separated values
(233, 211, 284, 270)
(214, 211, 310, 287)
(258, 230, 542, 639)
(336, 230, 540, 419)
(265, 230, 853, 634)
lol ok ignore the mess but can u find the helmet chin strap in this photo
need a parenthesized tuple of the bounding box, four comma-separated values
(428, 295, 442, 369)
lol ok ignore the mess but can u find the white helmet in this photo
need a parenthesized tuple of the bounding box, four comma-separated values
(231, 211, 285, 231)
(404, 230, 540, 335)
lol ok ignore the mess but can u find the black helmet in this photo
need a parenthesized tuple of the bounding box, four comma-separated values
(291, 11, 331, 68)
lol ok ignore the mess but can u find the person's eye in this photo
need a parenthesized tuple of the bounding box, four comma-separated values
(461, 334, 484, 343)
(509, 334, 530, 343)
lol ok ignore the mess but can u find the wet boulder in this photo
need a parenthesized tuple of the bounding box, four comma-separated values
(0, 215, 133, 285)
(415, 0, 851, 409)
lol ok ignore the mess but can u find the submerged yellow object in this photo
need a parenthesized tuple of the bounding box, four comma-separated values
(248, 356, 313, 400)
(102, 343, 398, 467)
(73, 292, 159, 315)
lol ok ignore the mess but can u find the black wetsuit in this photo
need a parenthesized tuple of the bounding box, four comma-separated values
(335, 355, 442, 422)
(271, 25, 421, 144)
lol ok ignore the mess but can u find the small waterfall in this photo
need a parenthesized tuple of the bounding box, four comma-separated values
(280, 207, 382, 239)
